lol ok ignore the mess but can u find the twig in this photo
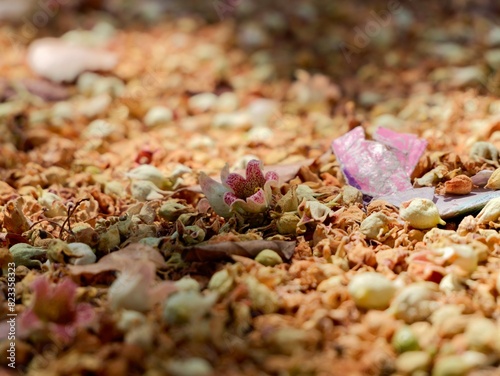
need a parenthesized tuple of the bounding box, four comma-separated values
(59, 198, 90, 238)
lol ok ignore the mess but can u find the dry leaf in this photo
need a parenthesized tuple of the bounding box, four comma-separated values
(181, 240, 295, 262)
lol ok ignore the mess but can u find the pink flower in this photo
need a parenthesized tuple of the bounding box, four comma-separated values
(199, 160, 278, 218)
(17, 277, 95, 343)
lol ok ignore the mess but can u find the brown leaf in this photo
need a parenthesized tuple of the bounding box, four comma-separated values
(2, 197, 31, 234)
(0, 232, 30, 247)
(68, 243, 164, 276)
(181, 240, 295, 262)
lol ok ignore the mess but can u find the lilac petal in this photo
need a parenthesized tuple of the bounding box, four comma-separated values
(248, 189, 266, 205)
(265, 171, 279, 182)
(245, 160, 267, 191)
(237, 189, 268, 214)
(220, 164, 231, 185)
(199, 172, 231, 218)
(224, 173, 248, 198)
(223, 192, 241, 207)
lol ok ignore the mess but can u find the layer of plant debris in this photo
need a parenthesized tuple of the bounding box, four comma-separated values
(2, 1, 500, 375)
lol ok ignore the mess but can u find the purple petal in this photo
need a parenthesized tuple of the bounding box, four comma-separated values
(231, 189, 268, 214)
(224, 173, 248, 198)
(265, 171, 279, 182)
(245, 160, 266, 191)
(247, 189, 266, 205)
(223, 192, 241, 207)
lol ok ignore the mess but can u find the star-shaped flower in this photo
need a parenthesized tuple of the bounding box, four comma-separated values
(199, 160, 278, 218)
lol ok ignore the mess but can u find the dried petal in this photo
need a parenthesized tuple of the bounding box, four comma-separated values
(27, 38, 117, 82)
(3, 197, 31, 234)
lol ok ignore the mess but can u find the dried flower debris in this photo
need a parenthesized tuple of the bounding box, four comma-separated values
(2, 1, 500, 375)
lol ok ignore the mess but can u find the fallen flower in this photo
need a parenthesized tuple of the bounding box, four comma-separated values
(16, 277, 95, 343)
(199, 159, 278, 218)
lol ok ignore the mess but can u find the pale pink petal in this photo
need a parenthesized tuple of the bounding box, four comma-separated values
(108, 262, 155, 312)
(17, 309, 43, 338)
(232, 189, 268, 214)
(247, 189, 266, 205)
(32, 277, 77, 324)
(199, 172, 231, 218)
(27, 38, 117, 83)
(245, 160, 266, 191)
(223, 192, 241, 207)
(265, 171, 279, 182)
(224, 173, 248, 198)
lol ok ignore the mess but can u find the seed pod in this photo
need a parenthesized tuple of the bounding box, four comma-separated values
(433, 352, 489, 376)
(276, 212, 300, 235)
(435, 244, 478, 276)
(464, 317, 498, 352)
(245, 276, 279, 314)
(444, 175, 472, 195)
(348, 272, 396, 310)
(400, 198, 445, 229)
(159, 201, 190, 222)
(395, 351, 431, 375)
(389, 282, 440, 323)
(208, 268, 234, 295)
(163, 290, 217, 325)
(392, 326, 420, 353)
(166, 358, 213, 376)
(476, 197, 500, 224)
(255, 249, 283, 266)
(485, 168, 500, 190)
(439, 274, 465, 293)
